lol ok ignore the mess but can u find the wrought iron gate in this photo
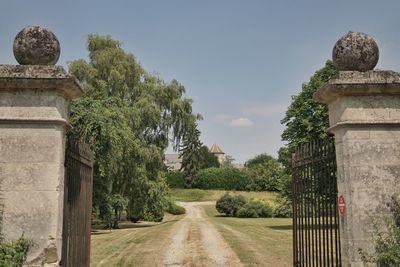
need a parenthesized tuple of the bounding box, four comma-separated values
(292, 137, 341, 267)
(61, 136, 94, 267)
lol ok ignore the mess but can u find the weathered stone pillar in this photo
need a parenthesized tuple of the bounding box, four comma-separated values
(0, 26, 83, 266)
(314, 32, 400, 266)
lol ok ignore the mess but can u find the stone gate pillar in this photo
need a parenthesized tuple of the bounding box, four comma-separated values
(314, 32, 400, 266)
(0, 26, 83, 266)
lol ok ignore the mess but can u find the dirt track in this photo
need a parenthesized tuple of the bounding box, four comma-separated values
(162, 202, 243, 267)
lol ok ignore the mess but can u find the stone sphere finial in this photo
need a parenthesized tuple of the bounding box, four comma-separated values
(332, 31, 379, 72)
(13, 25, 60, 65)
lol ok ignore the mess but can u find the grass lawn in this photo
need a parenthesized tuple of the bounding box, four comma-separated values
(91, 189, 290, 267)
(90, 213, 183, 267)
(169, 188, 277, 203)
(203, 204, 293, 267)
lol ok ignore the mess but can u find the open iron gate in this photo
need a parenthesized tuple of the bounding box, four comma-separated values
(292, 137, 341, 267)
(61, 135, 94, 267)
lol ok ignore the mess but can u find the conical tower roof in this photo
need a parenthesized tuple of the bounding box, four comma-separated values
(209, 143, 224, 154)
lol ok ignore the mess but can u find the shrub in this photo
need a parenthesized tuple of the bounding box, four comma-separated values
(237, 200, 273, 218)
(196, 167, 249, 190)
(166, 201, 186, 215)
(143, 209, 164, 222)
(243, 159, 286, 191)
(273, 197, 292, 218)
(216, 193, 247, 217)
(0, 236, 31, 267)
(165, 171, 186, 188)
(360, 196, 400, 266)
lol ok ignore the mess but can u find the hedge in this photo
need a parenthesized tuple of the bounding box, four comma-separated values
(165, 171, 186, 188)
(195, 167, 249, 190)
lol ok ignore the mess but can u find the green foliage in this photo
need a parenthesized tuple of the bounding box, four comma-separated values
(273, 196, 293, 218)
(165, 171, 186, 188)
(272, 171, 293, 218)
(237, 200, 273, 218)
(0, 236, 31, 267)
(69, 34, 200, 223)
(277, 146, 292, 173)
(245, 153, 275, 168)
(277, 61, 336, 216)
(196, 167, 248, 190)
(166, 201, 186, 215)
(142, 175, 169, 222)
(276, 171, 292, 200)
(110, 194, 128, 228)
(98, 195, 114, 228)
(199, 145, 220, 169)
(281, 60, 336, 149)
(216, 193, 247, 217)
(143, 209, 164, 222)
(215, 194, 273, 218)
(243, 155, 286, 191)
(360, 196, 400, 266)
(179, 124, 203, 187)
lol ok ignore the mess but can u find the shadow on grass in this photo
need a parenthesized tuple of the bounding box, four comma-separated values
(268, 225, 292, 230)
(91, 231, 109, 235)
(214, 214, 229, 218)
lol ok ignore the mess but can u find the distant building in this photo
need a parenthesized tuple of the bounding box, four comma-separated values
(164, 154, 182, 171)
(232, 163, 245, 170)
(209, 143, 225, 164)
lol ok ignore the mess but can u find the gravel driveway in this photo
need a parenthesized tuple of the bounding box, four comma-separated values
(162, 201, 243, 267)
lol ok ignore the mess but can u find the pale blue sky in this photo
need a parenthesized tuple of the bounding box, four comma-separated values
(1, 1, 400, 163)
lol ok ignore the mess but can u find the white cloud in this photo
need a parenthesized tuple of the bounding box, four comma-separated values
(229, 117, 254, 127)
(242, 103, 287, 117)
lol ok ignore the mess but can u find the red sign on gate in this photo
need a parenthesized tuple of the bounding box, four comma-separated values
(338, 195, 345, 216)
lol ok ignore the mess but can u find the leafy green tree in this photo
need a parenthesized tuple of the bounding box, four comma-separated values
(110, 194, 128, 228)
(245, 153, 275, 168)
(281, 60, 336, 150)
(68, 34, 200, 225)
(275, 60, 337, 217)
(179, 124, 203, 187)
(244, 154, 287, 191)
(277, 146, 291, 172)
(199, 145, 220, 169)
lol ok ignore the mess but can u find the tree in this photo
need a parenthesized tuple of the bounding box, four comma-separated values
(274, 60, 336, 217)
(244, 154, 287, 191)
(245, 153, 275, 168)
(179, 124, 203, 187)
(110, 194, 128, 228)
(199, 145, 220, 169)
(69, 34, 200, 225)
(277, 146, 291, 171)
(281, 60, 336, 150)
(222, 155, 234, 167)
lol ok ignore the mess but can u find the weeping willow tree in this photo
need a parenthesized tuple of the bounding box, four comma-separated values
(68, 34, 201, 224)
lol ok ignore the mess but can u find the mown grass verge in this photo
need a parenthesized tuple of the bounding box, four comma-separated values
(90, 213, 183, 267)
(203, 204, 292, 267)
(169, 188, 277, 203)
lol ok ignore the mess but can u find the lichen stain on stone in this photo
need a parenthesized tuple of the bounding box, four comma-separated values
(13, 26, 60, 66)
